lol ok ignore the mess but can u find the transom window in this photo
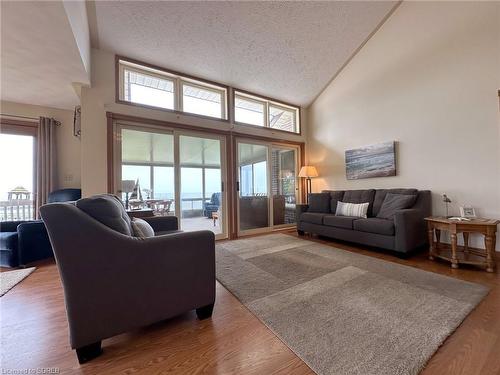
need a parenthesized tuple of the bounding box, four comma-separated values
(118, 58, 301, 134)
(234, 92, 299, 133)
(119, 59, 227, 120)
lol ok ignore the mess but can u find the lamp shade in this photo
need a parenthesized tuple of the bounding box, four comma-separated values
(298, 166, 318, 178)
(121, 180, 136, 193)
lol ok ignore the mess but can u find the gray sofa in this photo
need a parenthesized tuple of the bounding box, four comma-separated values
(40, 195, 215, 363)
(296, 189, 431, 254)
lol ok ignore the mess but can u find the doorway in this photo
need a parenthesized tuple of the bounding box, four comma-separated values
(114, 124, 228, 239)
(236, 139, 300, 236)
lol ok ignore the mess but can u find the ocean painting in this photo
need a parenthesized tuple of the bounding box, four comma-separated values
(345, 141, 396, 180)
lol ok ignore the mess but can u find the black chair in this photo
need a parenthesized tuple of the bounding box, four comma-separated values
(0, 188, 82, 267)
(203, 192, 221, 218)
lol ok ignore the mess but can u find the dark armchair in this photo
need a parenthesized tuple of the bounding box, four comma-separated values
(0, 189, 82, 267)
(40, 196, 215, 363)
(203, 192, 221, 218)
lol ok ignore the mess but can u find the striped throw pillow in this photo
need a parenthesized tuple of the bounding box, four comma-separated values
(335, 201, 369, 218)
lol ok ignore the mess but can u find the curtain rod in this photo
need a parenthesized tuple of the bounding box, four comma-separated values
(0, 113, 61, 125)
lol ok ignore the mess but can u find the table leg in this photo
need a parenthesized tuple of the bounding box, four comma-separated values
(428, 227, 435, 260)
(435, 229, 441, 250)
(485, 234, 496, 273)
(451, 233, 459, 269)
(462, 232, 469, 253)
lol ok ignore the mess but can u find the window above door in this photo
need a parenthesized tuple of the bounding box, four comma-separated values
(117, 57, 301, 134)
(118, 58, 228, 120)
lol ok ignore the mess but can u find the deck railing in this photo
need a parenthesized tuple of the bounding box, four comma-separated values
(0, 200, 34, 221)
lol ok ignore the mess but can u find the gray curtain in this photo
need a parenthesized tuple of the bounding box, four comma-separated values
(36, 117, 57, 216)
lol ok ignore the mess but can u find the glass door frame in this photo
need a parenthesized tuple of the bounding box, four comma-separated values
(175, 129, 228, 240)
(271, 144, 300, 230)
(235, 137, 301, 237)
(112, 121, 228, 240)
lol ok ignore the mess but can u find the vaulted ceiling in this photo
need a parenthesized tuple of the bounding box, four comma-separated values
(93, 1, 397, 106)
(0, 1, 90, 110)
(1, 1, 397, 110)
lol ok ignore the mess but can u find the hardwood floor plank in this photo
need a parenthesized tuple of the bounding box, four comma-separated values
(1, 232, 498, 375)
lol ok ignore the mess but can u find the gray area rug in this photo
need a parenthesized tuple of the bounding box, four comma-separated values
(0, 267, 35, 297)
(216, 234, 489, 375)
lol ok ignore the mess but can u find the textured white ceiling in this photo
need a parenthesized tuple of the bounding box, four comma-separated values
(0, 1, 89, 110)
(94, 1, 397, 107)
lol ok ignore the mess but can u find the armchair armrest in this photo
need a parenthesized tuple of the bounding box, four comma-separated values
(394, 209, 427, 253)
(296, 204, 309, 222)
(142, 215, 178, 233)
(17, 221, 53, 266)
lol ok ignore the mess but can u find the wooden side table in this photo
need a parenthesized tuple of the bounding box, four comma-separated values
(425, 216, 499, 272)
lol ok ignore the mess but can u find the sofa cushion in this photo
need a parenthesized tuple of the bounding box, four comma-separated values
(377, 193, 418, 220)
(323, 215, 357, 229)
(373, 189, 418, 216)
(323, 190, 345, 213)
(307, 193, 330, 213)
(76, 194, 132, 236)
(353, 218, 395, 236)
(300, 212, 324, 225)
(131, 218, 155, 238)
(343, 189, 376, 217)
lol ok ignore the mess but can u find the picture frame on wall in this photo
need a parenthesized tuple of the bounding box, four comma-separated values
(459, 206, 476, 218)
(345, 141, 396, 180)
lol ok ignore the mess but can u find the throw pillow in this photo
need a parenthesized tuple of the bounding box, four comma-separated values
(131, 218, 155, 238)
(76, 194, 132, 235)
(377, 193, 417, 220)
(335, 201, 369, 218)
(308, 193, 331, 213)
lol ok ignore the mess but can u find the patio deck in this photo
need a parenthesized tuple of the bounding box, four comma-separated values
(181, 216, 222, 234)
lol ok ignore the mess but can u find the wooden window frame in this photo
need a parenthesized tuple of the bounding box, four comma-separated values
(115, 56, 302, 135)
(106, 111, 305, 239)
(0, 118, 38, 220)
(117, 56, 230, 123)
(232, 89, 301, 135)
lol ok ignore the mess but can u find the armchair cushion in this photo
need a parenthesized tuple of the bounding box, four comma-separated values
(76, 194, 132, 236)
(131, 218, 155, 238)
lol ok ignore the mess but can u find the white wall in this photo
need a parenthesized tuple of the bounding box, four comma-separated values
(307, 2, 500, 250)
(81, 48, 307, 196)
(0, 101, 82, 189)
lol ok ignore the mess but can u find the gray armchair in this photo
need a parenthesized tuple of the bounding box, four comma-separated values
(40, 200, 215, 364)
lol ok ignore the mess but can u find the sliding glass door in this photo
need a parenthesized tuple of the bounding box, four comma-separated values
(237, 140, 299, 235)
(271, 146, 298, 227)
(237, 142, 270, 232)
(115, 124, 227, 239)
(179, 134, 225, 236)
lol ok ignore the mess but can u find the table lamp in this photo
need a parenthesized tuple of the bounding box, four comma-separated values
(299, 166, 318, 203)
(122, 180, 136, 209)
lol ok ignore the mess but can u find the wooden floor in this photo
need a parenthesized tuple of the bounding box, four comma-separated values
(1, 232, 499, 375)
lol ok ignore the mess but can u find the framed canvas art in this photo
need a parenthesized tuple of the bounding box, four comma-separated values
(345, 141, 396, 180)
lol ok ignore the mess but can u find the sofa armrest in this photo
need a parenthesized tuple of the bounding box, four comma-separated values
(296, 204, 309, 222)
(0, 220, 29, 233)
(394, 209, 427, 253)
(142, 215, 179, 233)
(17, 221, 53, 266)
